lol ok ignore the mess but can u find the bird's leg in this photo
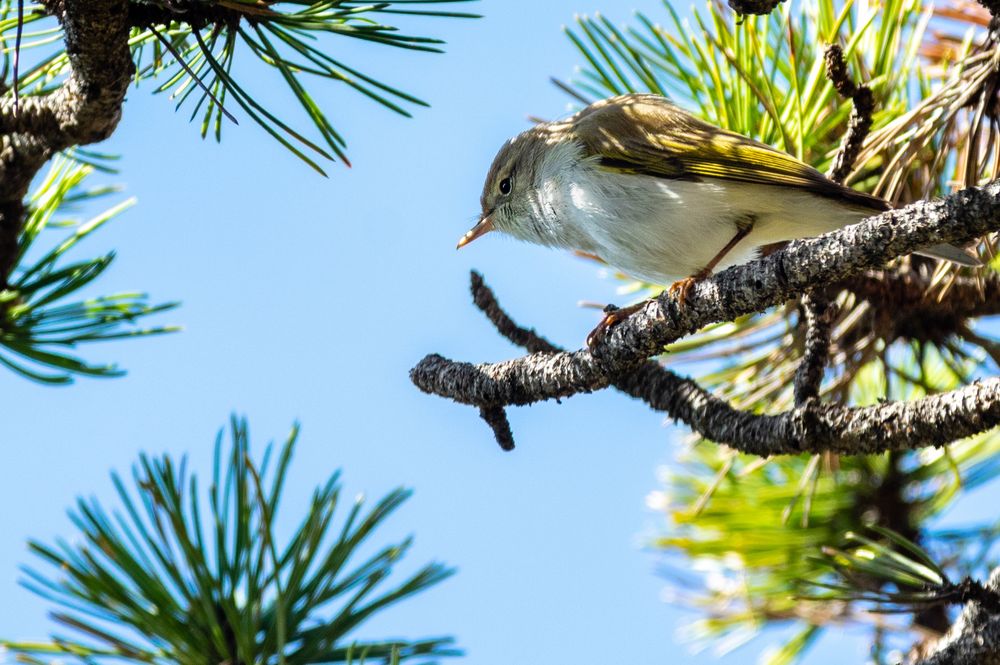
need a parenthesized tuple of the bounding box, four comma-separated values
(669, 218, 756, 304)
(588, 218, 756, 350)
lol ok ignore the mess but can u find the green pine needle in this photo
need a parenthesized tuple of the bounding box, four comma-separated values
(0, 1, 480, 171)
(3, 417, 460, 665)
(0, 157, 177, 384)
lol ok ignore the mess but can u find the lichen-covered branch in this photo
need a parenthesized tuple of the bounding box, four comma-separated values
(915, 568, 1000, 665)
(420, 271, 1000, 456)
(617, 362, 1000, 457)
(412, 182, 1000, 453)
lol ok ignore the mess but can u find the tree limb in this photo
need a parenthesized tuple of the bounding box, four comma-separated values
(412, 182, 1000, 454)
(0, 0, 133, 284)
(615, 360, 1000, 457)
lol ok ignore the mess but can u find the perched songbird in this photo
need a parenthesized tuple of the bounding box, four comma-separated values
(458, 93, 979, 343)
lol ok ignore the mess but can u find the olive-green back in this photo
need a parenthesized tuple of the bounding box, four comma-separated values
(570, 94, 887, 212)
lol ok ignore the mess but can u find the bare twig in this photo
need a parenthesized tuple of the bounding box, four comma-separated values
(468, 271, 559, 451)
(794, 292, 838, 405)
(470, 271, 560, 355)
(825, 44, 875, 184)
(478, 406, 515, 452)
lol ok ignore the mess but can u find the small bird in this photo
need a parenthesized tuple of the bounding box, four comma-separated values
(458, 93, 979, 345)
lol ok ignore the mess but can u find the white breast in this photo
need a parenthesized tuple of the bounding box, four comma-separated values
(534, 144, 868, 286)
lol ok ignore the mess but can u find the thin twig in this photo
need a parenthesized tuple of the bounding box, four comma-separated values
(470, 271, 560, 355)
(792, 44, 873, 406)
(478, 406, 515, 452)
(794, 291, 838, 405)
(825, 44, 875, 184)
(469, 271, 556, 451)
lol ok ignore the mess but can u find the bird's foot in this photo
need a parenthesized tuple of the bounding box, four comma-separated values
(587, 272, 708, 351)
(668, 272, 708, 306)
(586, 301, 648, 350)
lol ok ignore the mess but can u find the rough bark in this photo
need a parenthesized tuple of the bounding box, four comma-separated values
(433, 269, 1000, 658)
(915, 568, 1000, 665)
(0, 0, 133, 284)
(793, 292, 836, 405)
(420, 265, 1000, 458)
(825, 44, 875, 185)
(20, 1, 1000, 662)
(413, 183, 1000, 454)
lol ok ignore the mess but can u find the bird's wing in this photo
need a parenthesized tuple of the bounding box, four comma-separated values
(572, 94, 887, 212)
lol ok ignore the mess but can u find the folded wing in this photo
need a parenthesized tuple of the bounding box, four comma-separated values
(572, 93, 888, 213)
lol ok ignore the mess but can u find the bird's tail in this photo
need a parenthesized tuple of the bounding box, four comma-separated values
(915, 243, 983, 267)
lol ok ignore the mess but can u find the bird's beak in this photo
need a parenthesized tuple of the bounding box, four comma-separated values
(457, 214, 494, 249)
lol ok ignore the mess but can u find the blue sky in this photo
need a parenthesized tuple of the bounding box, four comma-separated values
(0, 2, 992, 663)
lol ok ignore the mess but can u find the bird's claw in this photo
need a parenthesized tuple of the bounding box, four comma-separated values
(668, 276, 700, 305)
(585, 302, 646, 351)
(586, 275, 704, 352)
(586, 308, 619, 350)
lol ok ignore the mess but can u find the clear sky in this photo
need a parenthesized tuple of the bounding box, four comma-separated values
(0, 2, 993, 664)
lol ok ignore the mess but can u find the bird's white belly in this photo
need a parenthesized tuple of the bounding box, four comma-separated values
(545, 169, 866, 286)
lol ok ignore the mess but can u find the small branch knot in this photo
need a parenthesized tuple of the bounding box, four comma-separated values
(727, 0, 786, 15)
(479, 406, 515, 452)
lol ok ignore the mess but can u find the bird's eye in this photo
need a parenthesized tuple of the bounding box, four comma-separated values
(499, 177, 512, 195)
